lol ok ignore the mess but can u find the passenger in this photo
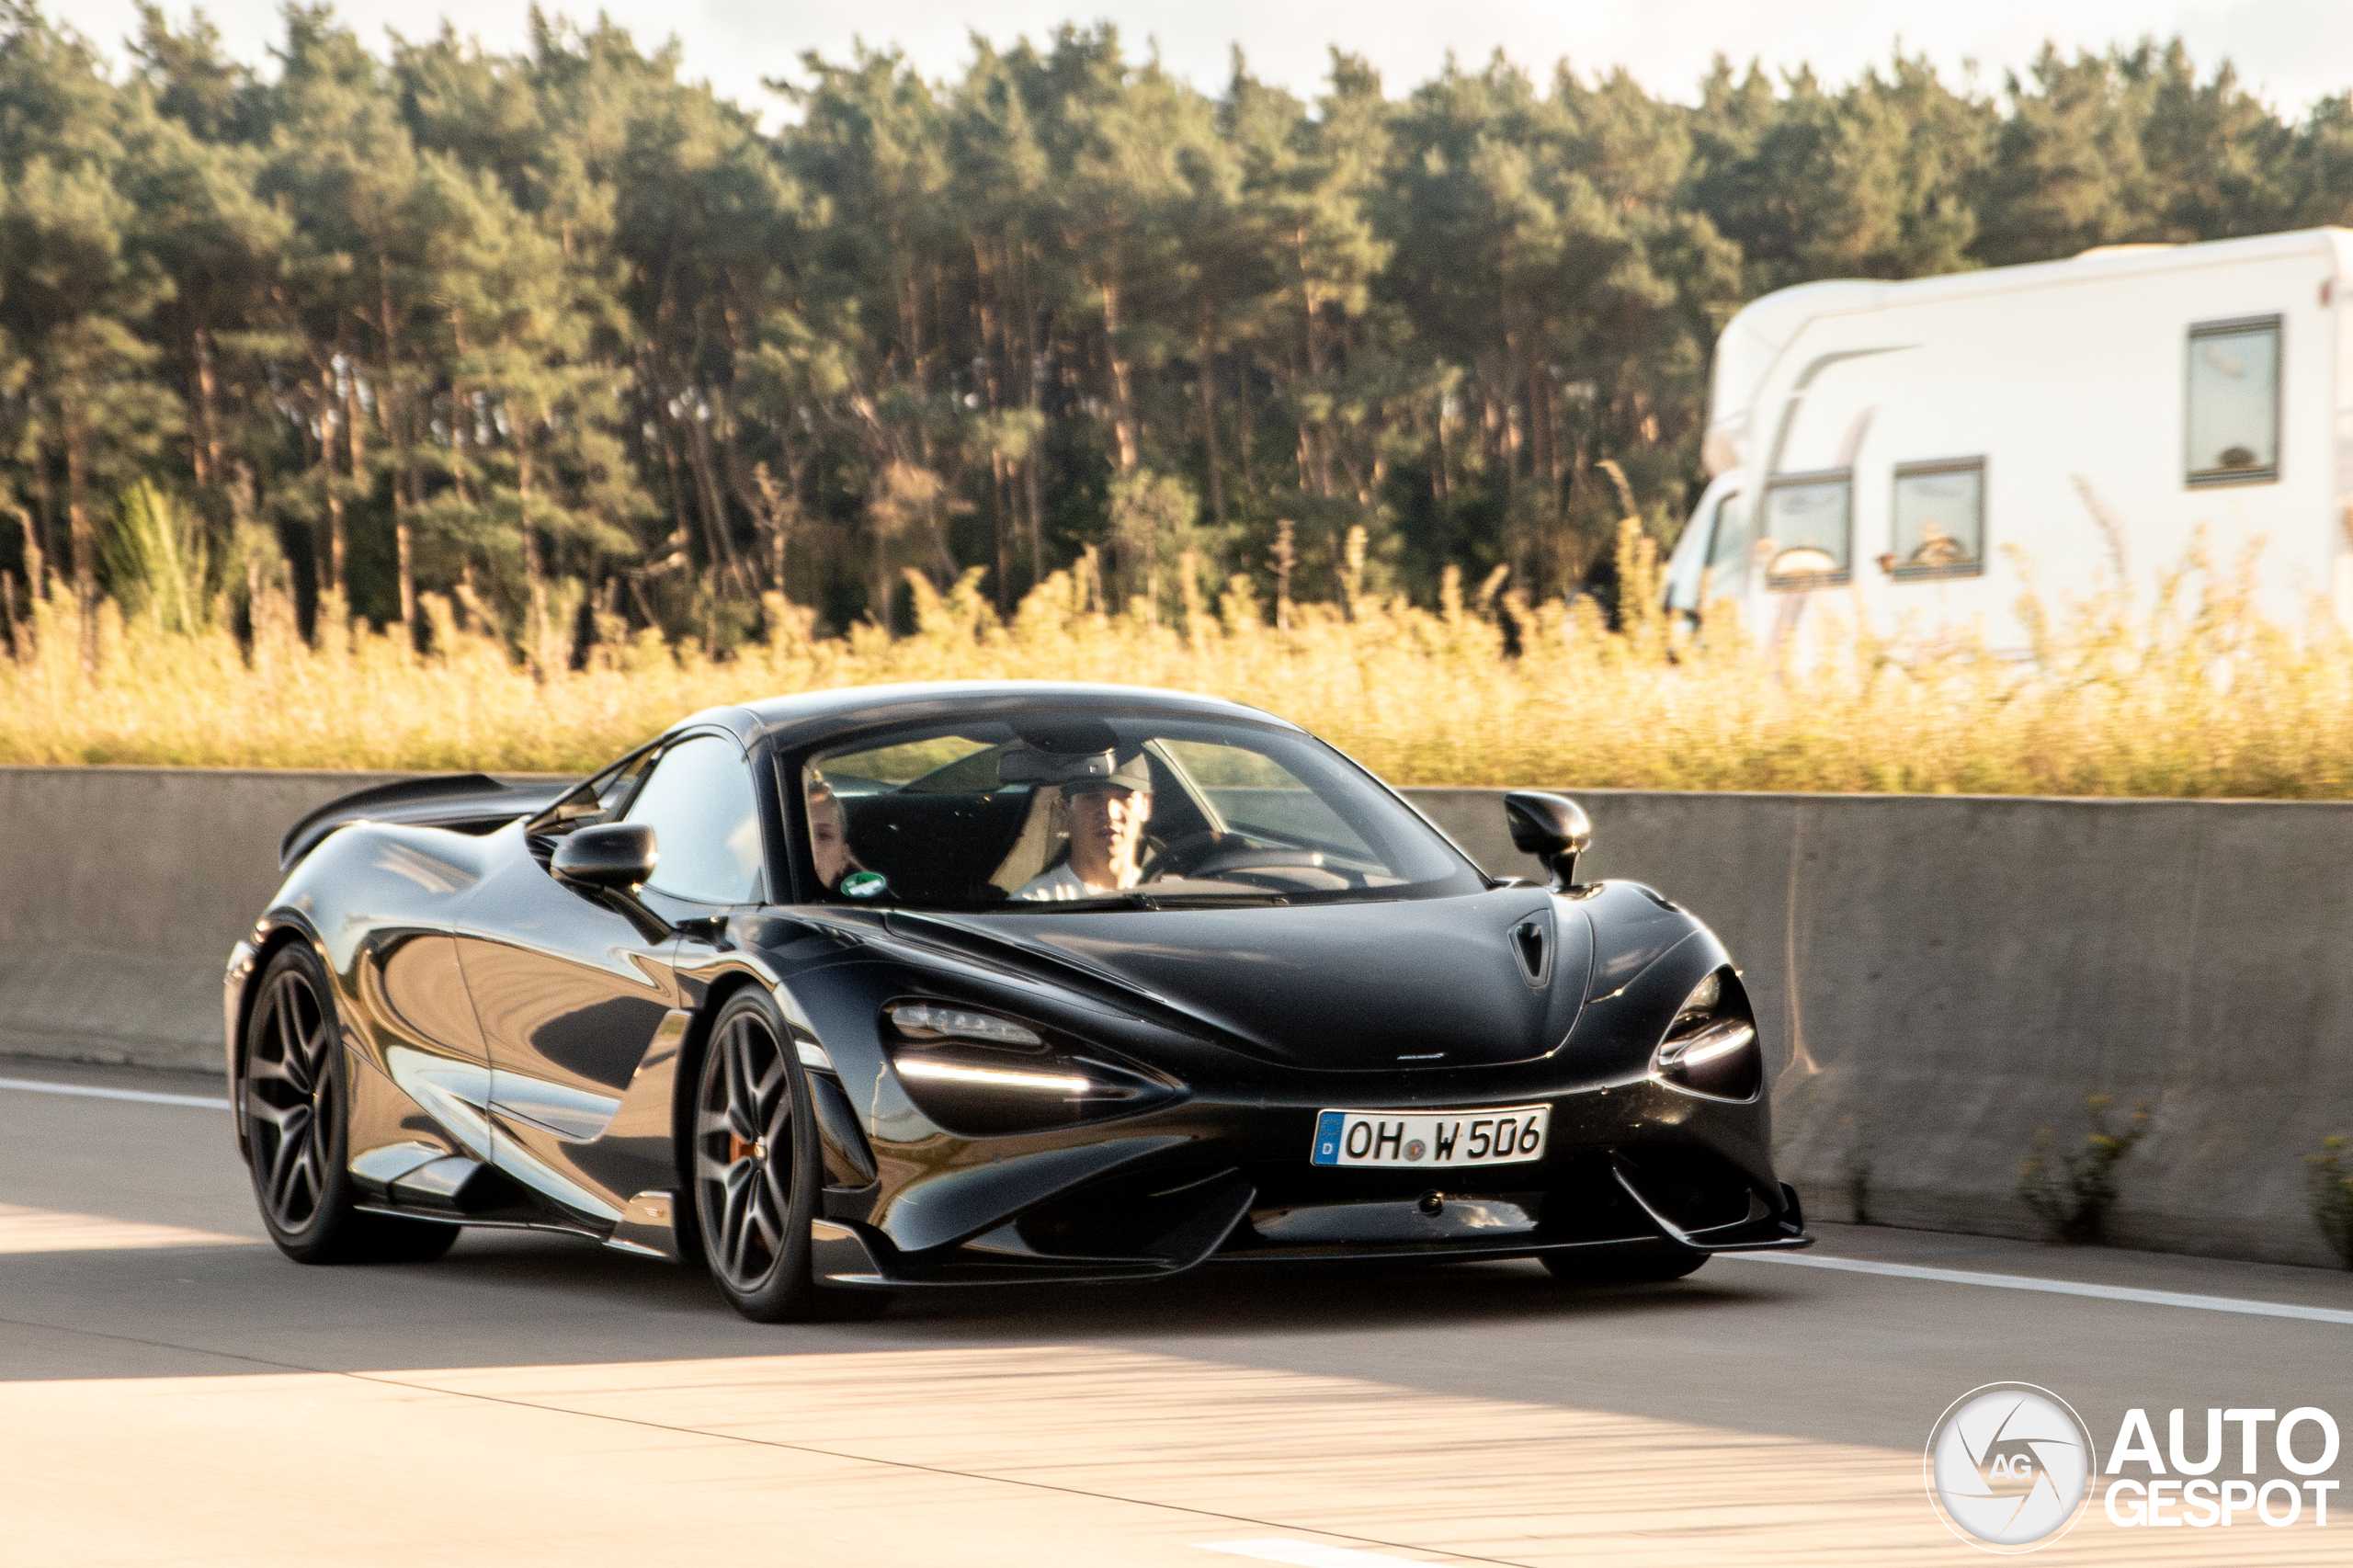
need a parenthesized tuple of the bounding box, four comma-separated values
(806, 778, 868, 892)
(1013, 753, 1153, 901)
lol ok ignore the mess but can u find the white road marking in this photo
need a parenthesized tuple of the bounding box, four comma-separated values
(8, 1073, 2342, 1331)
(1726, 1249, 2353, 1325)
(1198, 1542, 1439, 1568)
(0, 1075, 232, 1110)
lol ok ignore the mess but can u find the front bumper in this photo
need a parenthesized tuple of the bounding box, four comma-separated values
(808, 1074, 1812, 1289)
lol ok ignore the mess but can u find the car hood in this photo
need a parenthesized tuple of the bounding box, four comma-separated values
(889, 888, 1591, 1071)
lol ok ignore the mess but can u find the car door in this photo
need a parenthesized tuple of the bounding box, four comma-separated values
(454, 732, 767, 1228)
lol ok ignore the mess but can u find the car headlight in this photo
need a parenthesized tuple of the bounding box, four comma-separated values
(886, 1002, 1044, 1051)
(1650, 967, 1762, 1102)
(882, 999, 1183, 1137)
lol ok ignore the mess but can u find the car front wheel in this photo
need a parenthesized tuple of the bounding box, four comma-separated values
(688, 989, 886, 1322)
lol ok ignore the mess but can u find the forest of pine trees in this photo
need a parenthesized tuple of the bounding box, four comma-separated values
(6, 2, 2353, 657)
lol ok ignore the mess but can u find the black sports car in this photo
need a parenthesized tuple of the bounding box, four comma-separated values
(226, 681, 1810, 1320)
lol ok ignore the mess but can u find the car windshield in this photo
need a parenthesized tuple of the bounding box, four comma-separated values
(801, 711, 1481, 910)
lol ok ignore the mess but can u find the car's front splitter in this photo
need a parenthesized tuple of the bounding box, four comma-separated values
(811, 1077, 1808, 1290)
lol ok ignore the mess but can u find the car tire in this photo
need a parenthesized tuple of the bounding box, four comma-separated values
(1541, 1242, 1709, 1285)
(688, 989, 888, 1323)
(241, 945, 460, 1266)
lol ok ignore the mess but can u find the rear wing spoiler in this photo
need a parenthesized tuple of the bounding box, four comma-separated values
(278, 774, 577, 870)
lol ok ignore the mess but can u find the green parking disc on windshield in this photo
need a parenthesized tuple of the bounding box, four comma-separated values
(840, 870, 888, 899)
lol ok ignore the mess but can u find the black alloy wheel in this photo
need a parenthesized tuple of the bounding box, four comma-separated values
(1541, 1241, 1709, 1285)
(689, 989, 886, 1322)
(241, 946, 458, 1265)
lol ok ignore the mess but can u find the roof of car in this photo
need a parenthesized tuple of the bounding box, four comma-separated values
(667, 681, 1298, 751)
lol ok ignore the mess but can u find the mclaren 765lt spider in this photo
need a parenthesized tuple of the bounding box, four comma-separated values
(225, 681, 1810, 1320)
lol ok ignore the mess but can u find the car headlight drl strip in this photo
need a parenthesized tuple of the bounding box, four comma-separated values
(1650, 967, 1764, 1102)
(893, 1057, 1094, 1095)
(881, 996, 1184, 1135)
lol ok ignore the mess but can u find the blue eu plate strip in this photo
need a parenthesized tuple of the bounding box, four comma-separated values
(1311, 1109, 1344, 1166)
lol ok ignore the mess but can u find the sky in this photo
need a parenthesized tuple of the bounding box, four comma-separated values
(35, 0, 2353, 120)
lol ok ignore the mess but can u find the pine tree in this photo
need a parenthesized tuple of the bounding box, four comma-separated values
(0, 4, 178, 661)
(3, 10, 2345, 650)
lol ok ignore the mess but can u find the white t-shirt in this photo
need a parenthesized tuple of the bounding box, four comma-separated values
(1012, 862, 1099, 901)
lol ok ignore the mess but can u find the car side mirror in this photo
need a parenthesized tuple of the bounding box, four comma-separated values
(552, 822, 658, 892)
(1503, 791, 1592, 892)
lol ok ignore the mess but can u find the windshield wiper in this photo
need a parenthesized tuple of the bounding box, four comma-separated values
(990, 889, 1290, 912)
(1136, 891, 1289, 909)
(1000, 891, 1153, 911)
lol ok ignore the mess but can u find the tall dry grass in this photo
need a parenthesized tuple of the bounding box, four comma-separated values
(6, 524, 2353, 794)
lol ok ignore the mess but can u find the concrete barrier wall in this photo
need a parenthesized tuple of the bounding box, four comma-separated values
(1413, 788, 2353, 1269)
(5, 766, 2349, 1267)
(0, 767, 417, 1072)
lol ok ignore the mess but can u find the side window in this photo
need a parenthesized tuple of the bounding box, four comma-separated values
(1703, 492, 1749, 594)
(1663, 510, 1713, 616)
(2186, 316, 2280, 485)
(538, 748, 654, 832)
(1761, 471, 1852, 590)
(1889, 460, 1985, 580)
(1665, 492, 1741, 612)
(1665, 493, 1746, 616)
(624, 734, 765, 903)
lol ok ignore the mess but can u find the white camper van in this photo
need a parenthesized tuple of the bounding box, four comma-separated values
(1665, 228, 2353, 651)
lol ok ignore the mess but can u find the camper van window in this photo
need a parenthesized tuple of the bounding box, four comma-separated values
(2186, 316, 2280, 485)
(1761, 472, 1851, 590)
(1665, 491, 1750, 618)
(1705, 492, 1751, 596)
(1889, 460, 1984, 581)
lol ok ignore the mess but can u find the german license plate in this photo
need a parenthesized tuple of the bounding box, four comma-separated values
(1309, 1105, 1551, 1168)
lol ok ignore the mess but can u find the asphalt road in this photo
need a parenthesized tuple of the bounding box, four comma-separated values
(4, 1056, 2349, 1568)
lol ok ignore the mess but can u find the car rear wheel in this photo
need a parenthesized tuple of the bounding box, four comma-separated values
(1540, 1242, 1708, 1285)
(241, 945, 459, 1265)
(688, 990, 887, 1323)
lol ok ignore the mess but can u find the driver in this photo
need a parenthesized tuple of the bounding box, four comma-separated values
(1013, 753, 1153, 901)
